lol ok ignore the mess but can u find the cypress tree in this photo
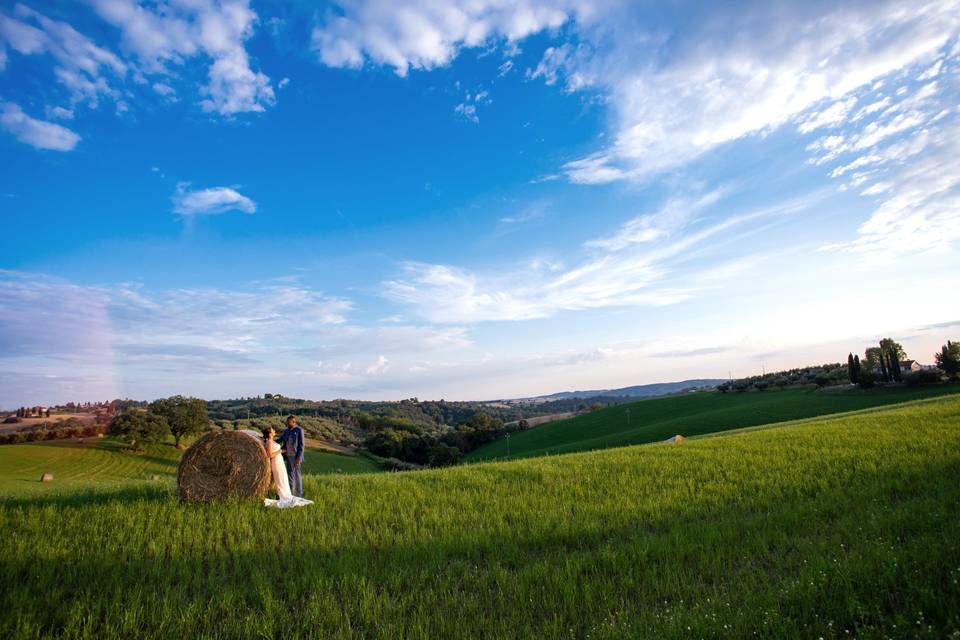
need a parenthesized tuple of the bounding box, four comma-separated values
(879, 346, 889, 382)
(890, 350, 902, 382)
(847, 353, 855, 383)
(854, 355, 861, 382)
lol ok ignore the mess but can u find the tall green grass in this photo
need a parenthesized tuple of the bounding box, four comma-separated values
(1, 395, 958, 638)
(0, 438, 381, 496)
(466, 384, 960, 461)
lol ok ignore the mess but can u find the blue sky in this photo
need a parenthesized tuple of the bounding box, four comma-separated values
(1, 0, 959, 406)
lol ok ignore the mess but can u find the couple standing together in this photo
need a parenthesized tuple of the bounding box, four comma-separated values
(261, 415, 313, 509)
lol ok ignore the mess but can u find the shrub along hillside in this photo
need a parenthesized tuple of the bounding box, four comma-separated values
(1, 396, 958, 638)
(466, 384, 960, 461)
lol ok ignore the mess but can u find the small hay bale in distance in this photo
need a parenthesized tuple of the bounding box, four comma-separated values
(40, 473, 53, 482)
(177, 430, 270, 502)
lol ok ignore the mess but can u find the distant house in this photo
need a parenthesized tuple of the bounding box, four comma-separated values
(900, 360, 922, 373)
(872, 359, 923, 375)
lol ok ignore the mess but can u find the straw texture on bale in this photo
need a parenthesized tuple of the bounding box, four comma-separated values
(177, 430, 271, 502)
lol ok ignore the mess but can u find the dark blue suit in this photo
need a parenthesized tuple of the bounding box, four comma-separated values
(278, 425, 304, 497)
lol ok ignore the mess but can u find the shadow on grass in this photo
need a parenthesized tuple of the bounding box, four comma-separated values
(0, 483, 174, 509)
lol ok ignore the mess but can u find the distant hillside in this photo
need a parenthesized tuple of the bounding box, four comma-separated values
(532, 378, 725, 400)
(467, 384, 960, 462)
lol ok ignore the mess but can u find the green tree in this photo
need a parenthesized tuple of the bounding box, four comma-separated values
(149, 396, 209, 448)
(427, 442, 461, 467)
(935, 340, 960, 380)
(879, 338, 906, 362)
(853, 355, 862, 382)
(847, 353, 856, 383)
(108, 411, 169, 451)
(889, 351, 902, 382)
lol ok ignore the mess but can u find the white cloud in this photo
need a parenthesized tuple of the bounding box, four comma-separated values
(0, 4, 126, 107)
(365, 355, 390, 375)
(585, 189, 726, 252)
(918, 58, 943, 80)
(797, 97, 858, 134)
(382, 190, 819, 323)
(795, 51, 960, 259)
(44, 105, 74, 120)
(152, 82, 175, 97)
(88, 0, 274, 115)
(454, 102, 478, 123)
(553, 0, 960, 183)
(528, 43, 593, 91)
(0, 271, 353, 363)
(821, 118, 960, 259)
(0, 101, 80, 151)
(310, 0, 600, 76)
(499, 203, 547, 225)
(172, 183, 256, 216)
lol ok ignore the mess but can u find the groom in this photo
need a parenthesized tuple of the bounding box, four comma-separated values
(278, 415, 304, 498)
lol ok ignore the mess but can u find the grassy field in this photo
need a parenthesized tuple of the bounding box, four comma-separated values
(0, 437, 381, 496)
(0, 395, 958, 638)
(466, 384, 960, 461)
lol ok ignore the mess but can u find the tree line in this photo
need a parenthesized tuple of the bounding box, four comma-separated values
(360, 411, 531, 467)
(719, 336, 959, 394)
(847, 337, 959, 388)
(108, 396, 209, 451)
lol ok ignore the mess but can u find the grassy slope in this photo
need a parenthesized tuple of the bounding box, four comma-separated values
(0, 437, 380, 496)
(466, 384, 960, 461)
(1, 396, 958, 638)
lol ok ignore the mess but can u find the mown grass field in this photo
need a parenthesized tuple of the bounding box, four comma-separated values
(1, 395, 958, 638)
(466, 384, 960, 461)
(0, 437, 381, 496)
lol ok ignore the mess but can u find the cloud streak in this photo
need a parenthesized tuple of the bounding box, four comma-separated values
(382, 189, 821, 324)
(0, 101, 80, 150)
(172, 183, 256, 216)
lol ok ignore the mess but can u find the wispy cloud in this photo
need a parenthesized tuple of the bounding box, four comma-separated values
(585, 188, 727, 252)
(0, 101, 80, 151)
(0, 4, 127, 108)
(0, 270, 477, 403)
(382, 189, 820, 324)
(172, 183, 256, 216)
(812, 60, 960, 259)
(454, 102, 478, 123)
(553, 1, 959, 183)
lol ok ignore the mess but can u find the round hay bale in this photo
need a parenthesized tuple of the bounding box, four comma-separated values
(177, 430, 270, 502)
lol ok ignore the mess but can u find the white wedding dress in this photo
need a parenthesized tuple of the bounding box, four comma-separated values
(242, 430, 313, 509)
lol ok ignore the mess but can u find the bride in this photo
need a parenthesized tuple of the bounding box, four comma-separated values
(259, 426, 314, 509)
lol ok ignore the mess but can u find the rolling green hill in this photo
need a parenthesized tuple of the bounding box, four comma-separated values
(0, 437, 381, 496)
(1, 396, 959, 638)
(466, 384, 960, 461)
